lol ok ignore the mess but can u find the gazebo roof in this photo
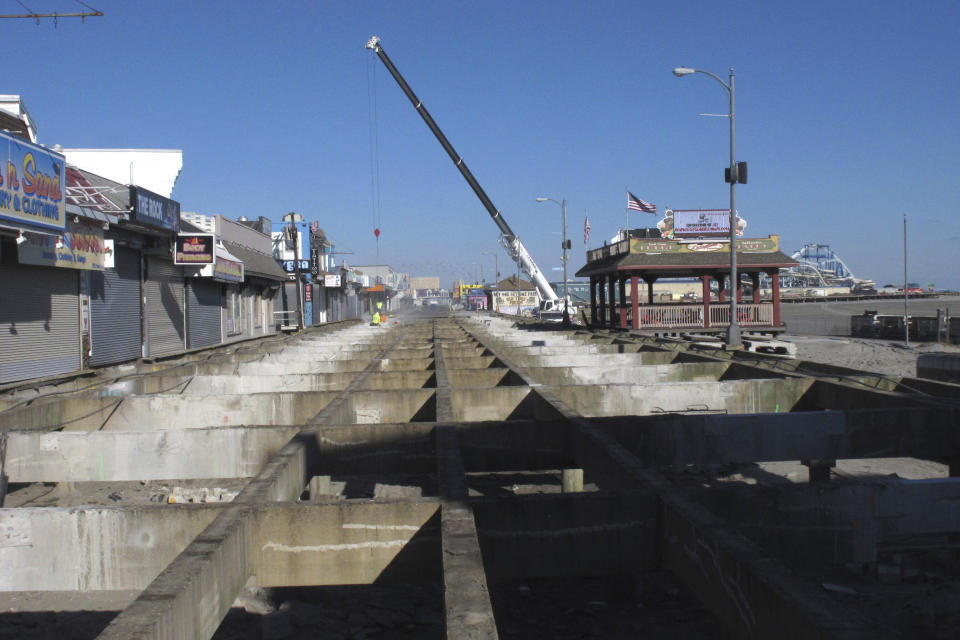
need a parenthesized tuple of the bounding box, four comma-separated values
(575, 235, 796, 278)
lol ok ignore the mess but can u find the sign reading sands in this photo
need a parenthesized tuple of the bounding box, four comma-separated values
(0, 131, 66, 231)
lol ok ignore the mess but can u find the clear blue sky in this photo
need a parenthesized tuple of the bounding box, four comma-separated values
(5, 0, 958, 290)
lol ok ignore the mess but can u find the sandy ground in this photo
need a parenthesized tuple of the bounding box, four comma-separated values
(782, 334, 960, 379)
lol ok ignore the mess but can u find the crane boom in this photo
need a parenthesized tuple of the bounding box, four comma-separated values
(366, 36, 558, 303)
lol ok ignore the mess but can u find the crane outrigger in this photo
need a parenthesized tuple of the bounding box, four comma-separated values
(366, 36, 575, 316)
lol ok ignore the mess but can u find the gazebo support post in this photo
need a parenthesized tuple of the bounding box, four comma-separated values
(702, 275, 711, 329)
(618, 276, 628, 328)
(590, 277, 598, 328)
(771, 270, 782, 327)
(598, 276, 606, 328)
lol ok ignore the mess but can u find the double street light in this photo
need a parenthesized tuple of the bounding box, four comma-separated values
(673, 66, 745, 348)
(536, 196, 570, 326)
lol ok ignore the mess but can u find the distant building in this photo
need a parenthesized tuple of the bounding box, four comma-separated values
(487, 275, 538, 316)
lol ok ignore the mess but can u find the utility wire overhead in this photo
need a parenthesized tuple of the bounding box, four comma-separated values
(1, 0, 102, 23)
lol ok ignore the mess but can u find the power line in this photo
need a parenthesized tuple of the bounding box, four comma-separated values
(1, 0, 102, 23)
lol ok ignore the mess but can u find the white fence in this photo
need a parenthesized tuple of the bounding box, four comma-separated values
(634, 303, 772, 329)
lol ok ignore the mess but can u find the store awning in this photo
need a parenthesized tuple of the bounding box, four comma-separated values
(221, 240, 288, 282)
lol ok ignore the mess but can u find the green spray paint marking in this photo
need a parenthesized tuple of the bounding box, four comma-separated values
(775, 404, 780, 413)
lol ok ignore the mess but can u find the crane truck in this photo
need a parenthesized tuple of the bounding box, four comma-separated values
(365, 36, 578, 322)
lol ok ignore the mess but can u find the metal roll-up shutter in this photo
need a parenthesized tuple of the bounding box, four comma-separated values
(0, 264, 80, 383)
(145, 256, 185, 357)
(186, 279, 221, 349)
(90, 246, 141, 367)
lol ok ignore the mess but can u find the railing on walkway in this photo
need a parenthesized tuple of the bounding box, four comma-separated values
(273, 310, 299, 331)
(629, 303, 773, 329)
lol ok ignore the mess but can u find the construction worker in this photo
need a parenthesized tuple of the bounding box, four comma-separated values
(371, 311, 381, 326)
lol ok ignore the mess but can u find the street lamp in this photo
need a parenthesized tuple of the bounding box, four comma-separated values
(482, 250, 499, 313)
(536, 196, 570, 326)
(673, 66, 742, 348)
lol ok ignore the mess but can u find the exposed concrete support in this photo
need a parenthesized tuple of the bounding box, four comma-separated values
(473, 491, 657, 582)
(543, 377, 814, 417)
(97, 504, 254, 640)
(802, 458, 836, 482)
(97, 325, 411, 640)
(461, 319, 879, 639)
(6, 477, 958, 595)
(249, 501, 442, 587)
(522, 361, 732, 385)
(561, 468, 583, 492)
(604, 407, 960, 467)
(0, 505, 221, 591)
(4, 426, 300, 482)
(433, 321, 500, 639)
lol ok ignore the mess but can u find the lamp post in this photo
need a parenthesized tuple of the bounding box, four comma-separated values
(536, 196, 570, 326)
(482, 251, 498, 313)
(673, 66, 741, 348)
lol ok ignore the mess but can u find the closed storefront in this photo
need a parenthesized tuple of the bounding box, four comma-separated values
(0, 261, 80, 384)
(223, 284, 243, 339)
(145, 255, 185, 357)
(90, 245, 142, 367)
(312, 282, 326, 325)
(185, 279, 221, 349)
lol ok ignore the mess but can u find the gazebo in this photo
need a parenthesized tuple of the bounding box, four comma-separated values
(575, 234, 797, 334)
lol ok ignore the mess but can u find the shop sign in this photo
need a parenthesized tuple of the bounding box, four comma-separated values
(174, 234, 215, 265)
(0, 131, 65, 231)
(103, 239, 115, 269)
(214, 256, 244, 283)
(323, 274, 341, 287)
(129, 186, 180, 233)
(18, 219, 105, 270)
(281, 259, 310, 272)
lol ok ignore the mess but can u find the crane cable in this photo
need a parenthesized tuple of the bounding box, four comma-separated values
(366, 54, 382, 261)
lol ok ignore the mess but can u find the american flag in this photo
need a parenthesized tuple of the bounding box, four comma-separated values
(584, 215, 591, 245)
(627, 191, 657, 214)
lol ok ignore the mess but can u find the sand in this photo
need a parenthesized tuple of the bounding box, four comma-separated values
(782, 334, 960, 379)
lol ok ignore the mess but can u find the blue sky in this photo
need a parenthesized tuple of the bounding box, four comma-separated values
(5, 0, 958, 289)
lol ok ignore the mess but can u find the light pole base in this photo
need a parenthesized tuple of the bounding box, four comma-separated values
(726, 324, 742, 349)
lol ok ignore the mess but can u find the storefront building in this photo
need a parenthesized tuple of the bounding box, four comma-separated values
(0, 129, 88, 383)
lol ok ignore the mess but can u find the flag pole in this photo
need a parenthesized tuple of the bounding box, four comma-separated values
(624, 187, 629, 238)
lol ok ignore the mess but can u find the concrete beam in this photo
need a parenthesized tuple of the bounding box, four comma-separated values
(433, 321, 500, 639)
(4, 426, 300, 482)
(249, 501, 442, 587)
(473, 491, 657, 582)
(545, 378, 814, 417)
(100, 388, 437, 431)
(0, 505, 221, 591)
(605, 406, 960, 466)
(522, 361, 731, 386)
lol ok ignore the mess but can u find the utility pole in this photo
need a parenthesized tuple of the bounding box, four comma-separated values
(903, 214, 909, 347)
(284, 212, 305, 330)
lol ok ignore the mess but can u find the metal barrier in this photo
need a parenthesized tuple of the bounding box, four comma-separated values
(273, 310, 299, 331)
